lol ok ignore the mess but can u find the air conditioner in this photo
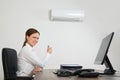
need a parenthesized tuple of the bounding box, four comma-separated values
(49, 10, 85, 22)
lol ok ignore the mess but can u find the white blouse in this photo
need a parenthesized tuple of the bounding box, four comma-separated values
(17, 43, 51, 76)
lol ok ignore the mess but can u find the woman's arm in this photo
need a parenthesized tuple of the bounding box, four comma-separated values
(23, 46, 52, 67)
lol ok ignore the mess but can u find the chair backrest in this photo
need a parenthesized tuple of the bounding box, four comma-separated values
(2, 48, 17, 80)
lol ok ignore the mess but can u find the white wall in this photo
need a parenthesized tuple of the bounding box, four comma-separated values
(1, 0, 120, 80)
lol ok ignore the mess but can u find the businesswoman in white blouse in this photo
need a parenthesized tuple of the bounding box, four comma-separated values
(17, 28, 52, 77)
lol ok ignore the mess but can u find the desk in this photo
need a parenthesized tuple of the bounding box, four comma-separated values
(34, 69, 120, 80)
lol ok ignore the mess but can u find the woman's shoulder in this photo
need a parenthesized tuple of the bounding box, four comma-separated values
(22, 45, 34, 53)
(19, 46, 30, 56)
(20, 46, 29, 52)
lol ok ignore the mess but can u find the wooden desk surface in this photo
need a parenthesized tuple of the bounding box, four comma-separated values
(34, 69, 120, 80)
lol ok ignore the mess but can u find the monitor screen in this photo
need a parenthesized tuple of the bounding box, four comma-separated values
(94, 32, 116, 74)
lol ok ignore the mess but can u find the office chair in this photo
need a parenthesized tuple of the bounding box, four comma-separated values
(2, 48, 33, 80)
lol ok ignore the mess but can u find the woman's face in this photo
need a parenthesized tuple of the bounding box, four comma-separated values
(27, 33, 40, 47)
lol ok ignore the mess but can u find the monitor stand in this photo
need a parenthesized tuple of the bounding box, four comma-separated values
(103, 56, 116, 75)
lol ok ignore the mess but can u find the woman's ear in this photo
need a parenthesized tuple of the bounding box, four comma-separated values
(26, 35, 29, 41)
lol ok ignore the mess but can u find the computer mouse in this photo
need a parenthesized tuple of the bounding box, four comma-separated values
(78, 71, 99, 78)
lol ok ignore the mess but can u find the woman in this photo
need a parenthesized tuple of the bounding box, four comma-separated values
(17, 28, 52, 77)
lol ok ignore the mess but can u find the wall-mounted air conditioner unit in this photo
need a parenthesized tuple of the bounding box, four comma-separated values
(49, 10, 85, 22)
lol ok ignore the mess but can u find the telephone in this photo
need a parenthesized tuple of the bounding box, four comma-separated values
(73, 69, 99, 77)
(54, 69, 73, 77)
(54, 69, 99, 77)
(73, 69, 94, 75)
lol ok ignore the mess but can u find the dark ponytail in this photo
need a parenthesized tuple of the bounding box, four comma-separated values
(22, 38, 27, 47)
(22, 28, 40, 47)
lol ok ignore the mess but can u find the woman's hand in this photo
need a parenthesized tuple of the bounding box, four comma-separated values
(32, 66, 42, 74)
(47, 45, 52, 54)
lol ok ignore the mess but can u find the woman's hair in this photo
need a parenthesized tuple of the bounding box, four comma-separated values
(22, 28, 40, 47)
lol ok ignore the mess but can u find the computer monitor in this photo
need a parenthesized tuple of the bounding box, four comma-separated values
(94, 32, 116, 75)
